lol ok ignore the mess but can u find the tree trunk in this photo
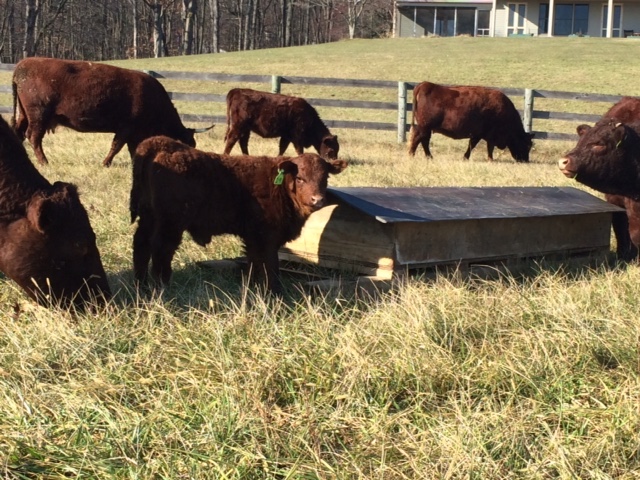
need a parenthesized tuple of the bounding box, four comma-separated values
(209, 0, 219, 52)
(131, 0, 138, 58)
(182, 0, 196, 55)
(22, 0, 39, 58)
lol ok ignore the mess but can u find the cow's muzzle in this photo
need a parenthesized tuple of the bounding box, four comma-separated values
(558, 157, 577, 178)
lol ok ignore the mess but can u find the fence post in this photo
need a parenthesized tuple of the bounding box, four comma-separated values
(398, 81, 408, 144)
(523, 88, 534, 133)
(271, 75, 282, 94)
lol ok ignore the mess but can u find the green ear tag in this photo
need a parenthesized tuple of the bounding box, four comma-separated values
(274, 169, 284, 185)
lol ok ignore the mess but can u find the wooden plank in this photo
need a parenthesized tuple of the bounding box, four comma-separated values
(532, 131, 577, 141)
(305, 97, 397, 110)
(180, 113, 226, 124)
(393, 214, 612, 267)
(169, 92, 227, 102)
(281, 203, 397, 279)
(147, 70, 272, 83)
(533, 111, 601, 122)
(533, 89, 622, 103)
(323, 120, 396, 131)
(281, 76, 397, 89)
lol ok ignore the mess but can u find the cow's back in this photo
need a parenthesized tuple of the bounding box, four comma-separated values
(604, 97, 640, 123)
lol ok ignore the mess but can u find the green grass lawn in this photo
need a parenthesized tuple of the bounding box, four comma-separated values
(1, 38, 640, 478)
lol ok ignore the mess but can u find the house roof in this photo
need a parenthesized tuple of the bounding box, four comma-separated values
(327, 186, 623, 224)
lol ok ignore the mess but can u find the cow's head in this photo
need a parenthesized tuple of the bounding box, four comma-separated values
(277, 153, 347, 217)
(318, 134, 340, 160)
(558, 118, 640, 198)
(0, 182, 111, 308)
(509, 132, 535, 162)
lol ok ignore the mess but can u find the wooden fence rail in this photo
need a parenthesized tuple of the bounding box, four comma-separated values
(0, 63, 626, 143)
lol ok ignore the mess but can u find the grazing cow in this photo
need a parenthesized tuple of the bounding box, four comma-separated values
(558, 118, 640, 260)
(131, 136, 347, 294)
(408, 81, 533, 162)
(0, 115, 111, 307)
(223, 88, 340, 159)
(11, 57, 212, 167)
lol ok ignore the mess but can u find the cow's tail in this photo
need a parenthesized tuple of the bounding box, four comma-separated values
(223, 97, 231, 141)
(11, 76, 18, 129)
(130, 145, 148, 224)
(408, 88, 420, 152)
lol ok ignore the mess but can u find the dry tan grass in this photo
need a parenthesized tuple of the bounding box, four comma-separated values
(2, 38, 640, 478)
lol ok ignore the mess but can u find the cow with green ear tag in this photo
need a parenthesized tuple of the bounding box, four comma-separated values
(0, 116, 111, 308)
(131, 135, 347, 294)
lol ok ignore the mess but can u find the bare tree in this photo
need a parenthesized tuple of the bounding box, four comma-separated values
(182, 0, 196, 54)
(142, 0, 170, 57)
(338, 0, 368, 39)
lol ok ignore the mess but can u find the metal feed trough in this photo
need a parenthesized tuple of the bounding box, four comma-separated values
(280, 186, 624, 280)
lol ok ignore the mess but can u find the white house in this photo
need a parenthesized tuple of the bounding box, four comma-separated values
(394, 0, 640, 38)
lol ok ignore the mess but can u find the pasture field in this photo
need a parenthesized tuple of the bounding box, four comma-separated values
(1, 38, 640, 478)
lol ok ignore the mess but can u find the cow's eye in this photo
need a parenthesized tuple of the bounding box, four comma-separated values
(592, 144, 606, 153)
(296, 177, 305, 184)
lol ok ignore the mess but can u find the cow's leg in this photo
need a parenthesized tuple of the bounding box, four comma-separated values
(626, 210, 640, 262)
(279, 137, 292, 155)
(223, 128, 239, 154)
(409, 127, 433, 159)
(13, 115, 28, 141)
(611, 211, 637, 261)
(133, 212, 155, 284)
(238, 132, 251, 155)
(103, 132, 128, 167)
(27, 122, 50, 165)
(464, 137, 481, 160)
(486, 142, 496, 161)
(150, 223, 183, 285)
(245, 241, 282, 294)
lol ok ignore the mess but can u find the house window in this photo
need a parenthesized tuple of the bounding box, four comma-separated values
(601, 4, 622, 37)
(554, 4, 589, 35)
(538, 4, 549, 34)
(409, 6, 489, 37)
(507, 3, 527, 35)
(477, 10, 491, 36)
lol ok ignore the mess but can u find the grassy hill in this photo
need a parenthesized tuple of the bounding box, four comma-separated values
(2, 38, 640, 478)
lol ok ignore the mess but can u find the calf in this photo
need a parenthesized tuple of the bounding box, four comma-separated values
(223, 88, 339, 159)
(408, 81, 533, 162)
(558, 118, 640, 259)
(0, 115, 111, 307)
(131, 136, 347, 293)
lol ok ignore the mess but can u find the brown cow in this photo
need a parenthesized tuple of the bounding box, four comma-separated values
(130, 136, 347, 294)
(558, 119, 640, 260)
(11, 57, 212, 167)
(408, 81, 533, 162)
(575, 96, 640, 260)
(223, 88, 339, 159)
(0, 115, 111, 307)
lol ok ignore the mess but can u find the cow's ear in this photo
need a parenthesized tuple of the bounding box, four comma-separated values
(576, 124, 591, 136)
(278, 160, 297, 175)
(328, 159, 348, 175)
(613, 123, 627, 147)
(27, 196, 56, 234)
